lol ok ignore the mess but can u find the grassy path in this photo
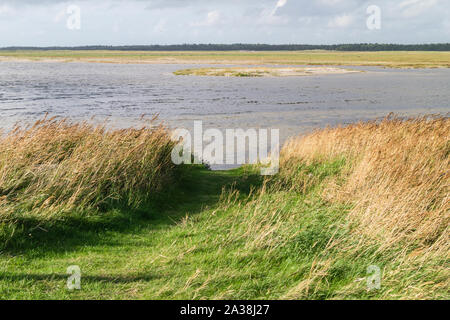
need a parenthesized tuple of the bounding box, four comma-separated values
(0, 167, 265, 299)
(0, 165, 363, 300)
(1, 116, 448, 299)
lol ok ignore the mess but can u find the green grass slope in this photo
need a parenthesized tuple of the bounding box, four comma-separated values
(0, 165, 357, 299)
(0, 116, 448, 300)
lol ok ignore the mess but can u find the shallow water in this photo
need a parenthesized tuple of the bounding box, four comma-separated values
(0, 62, 449, 143)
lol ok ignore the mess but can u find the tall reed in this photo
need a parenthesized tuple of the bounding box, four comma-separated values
(0, 117, 177, 217)
(280, 115, 449, 253)
(268, 115, 449, 298)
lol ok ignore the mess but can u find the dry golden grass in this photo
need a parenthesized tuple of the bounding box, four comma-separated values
(1, 50, 449, 68)
(0, 117, 176, 217)
(281, 115, 449, 250)
(0, 115, 447, 299)
(277, 115, 449, 298)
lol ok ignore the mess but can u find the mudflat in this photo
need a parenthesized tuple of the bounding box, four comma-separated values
(173, 66, 361, 77)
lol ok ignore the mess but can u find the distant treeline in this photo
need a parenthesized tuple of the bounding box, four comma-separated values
(1, 43, 450, 51)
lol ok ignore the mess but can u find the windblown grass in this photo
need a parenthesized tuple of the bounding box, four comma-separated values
(0, 115, 448, 300)
(0, 117, 177, 219)
(271, 115, 450, 298)
(280, 115, 449, 250)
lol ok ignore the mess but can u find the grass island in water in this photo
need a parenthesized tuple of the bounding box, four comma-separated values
(173, 67, 360, 77)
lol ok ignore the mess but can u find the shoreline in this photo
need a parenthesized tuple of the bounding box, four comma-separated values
(0, 50, 449, 68)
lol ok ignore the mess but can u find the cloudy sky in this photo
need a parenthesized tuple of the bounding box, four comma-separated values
(0, 0, 448, 46)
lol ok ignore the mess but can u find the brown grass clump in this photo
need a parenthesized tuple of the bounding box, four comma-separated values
(262, 115, 449, 299)
(280, 115, 449, 252)
(0, 117, 177, 217)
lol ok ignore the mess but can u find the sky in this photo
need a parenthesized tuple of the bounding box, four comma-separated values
(0, 0, 448, 46)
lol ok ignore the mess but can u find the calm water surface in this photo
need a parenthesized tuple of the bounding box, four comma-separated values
(0, 62, 449, 142)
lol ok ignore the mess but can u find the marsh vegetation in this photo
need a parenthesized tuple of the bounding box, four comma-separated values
(1, 50, 449, 68)
(0, 116, 448, 299)
(173, 67, 360, 77)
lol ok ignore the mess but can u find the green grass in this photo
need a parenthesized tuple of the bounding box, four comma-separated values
(1, 50, 449, 68)
(0, 166, 258, 299)
(1, 162, 439, 300)
(0, 117, 448, 300)
(0, 164, 352, 299)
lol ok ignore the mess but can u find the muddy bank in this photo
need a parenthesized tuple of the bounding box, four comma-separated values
(174, 67, 361, 77)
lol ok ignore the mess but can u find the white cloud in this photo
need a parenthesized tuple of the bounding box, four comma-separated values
(443, 19, 450, 34)
(328, 14, 353, 28)
(53, 8, 66, 23)
(271, 0, 288, 16)
(275, 0, 287, 10)
(316, 0, 345, 6)
(258, 0, 290, 25)
(0, 0, 447, 46)
(398, 0, 438, 18)
(190, 10, 221, 27)
(0, 4, 14, 15)
(259, 9, 290, 25)
(153, 18, 167, 33)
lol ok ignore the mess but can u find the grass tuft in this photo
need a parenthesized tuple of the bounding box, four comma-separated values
(0, 117, 177, 218)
